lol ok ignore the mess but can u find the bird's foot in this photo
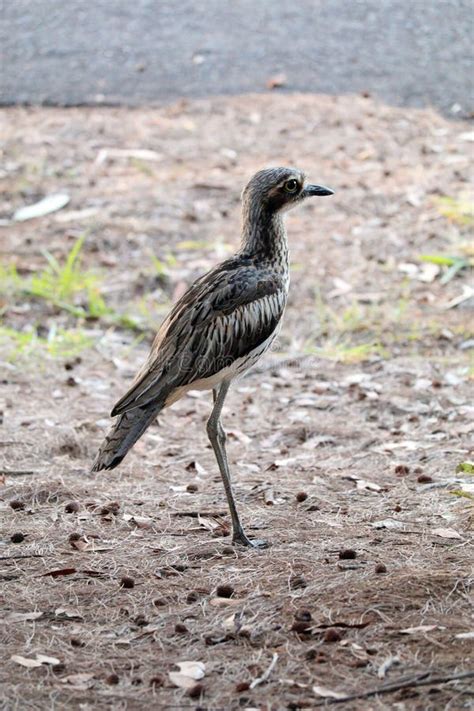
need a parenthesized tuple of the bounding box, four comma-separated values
(232, 530, 269, 549)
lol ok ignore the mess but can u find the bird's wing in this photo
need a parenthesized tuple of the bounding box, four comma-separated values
(111, 262, 286, 416)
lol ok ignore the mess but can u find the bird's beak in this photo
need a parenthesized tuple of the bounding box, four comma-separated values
(302, 184, 334, 197)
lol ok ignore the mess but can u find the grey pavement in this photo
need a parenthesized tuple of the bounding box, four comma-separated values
(1, 0, 473, 116)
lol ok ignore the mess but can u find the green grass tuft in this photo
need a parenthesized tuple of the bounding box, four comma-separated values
(0, 325, 94, 362)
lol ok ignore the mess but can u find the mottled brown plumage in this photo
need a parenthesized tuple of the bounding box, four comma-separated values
(92, 167, 333, 546)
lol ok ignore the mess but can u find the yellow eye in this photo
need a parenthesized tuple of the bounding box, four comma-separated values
(284, 178, 298, 193)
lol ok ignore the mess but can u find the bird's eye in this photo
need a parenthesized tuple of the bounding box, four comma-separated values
(284, 179, 299, 193)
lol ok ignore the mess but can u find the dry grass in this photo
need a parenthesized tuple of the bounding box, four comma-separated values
(1, 94, 473, 709)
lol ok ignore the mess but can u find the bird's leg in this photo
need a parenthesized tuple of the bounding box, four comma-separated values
(207, 382, 267, 548)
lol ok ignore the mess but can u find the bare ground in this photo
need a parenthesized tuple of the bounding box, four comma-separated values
(0, 95, 473, 710)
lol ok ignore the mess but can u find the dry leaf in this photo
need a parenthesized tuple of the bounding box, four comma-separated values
(13, 193, 70, 221)
(61, 672, 94, 688)
(354, 478, 382, 492)
(250, 653, 279, 689)
(70, 536, 90, 552)
(42, 567, 77, 578)
(5, 611, 43, 623)
(377, 655, 400, 678)
(371, 519, 405, 530)
(169, 661, 205, 689)
(400, 625, 438, 634)
(432, 527, 462, 540)
(54, 207, 99, 223)
(35, 654, 61, 665)
(197, 516, 220, 532)
(168, 672, 198, 690)
(263, 485, 276, 505)
(185, 460, 208, 476)
(95, 148, 162, 164)
(312, 684, 346, 700)
(11, 655, 43, 668)
(123, 513, 153, 529)
(418, 263, 440, 282)
(55, 607, 83, 620)
(11, 653, 60, 667)
(210, 597, 241, 608)
(222, 612, 239, 632)
(445, 285, 474, 310)
(227, 429, 251, 445)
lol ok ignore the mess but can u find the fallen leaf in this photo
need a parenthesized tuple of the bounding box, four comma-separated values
(70, 536, 90, 552)
(55, 607, 83, 621)
(11, 653, 60, 667)
(250, 653, 279, 689)
(263, 485, 276, 505)
(61, 672, 94, 688)
(95, 148, 162, 164)
(13, 193, 70, 222)
(432, 527, 462, 540)
(398, 262, 419, 277)
(222, 612, 240, 632)
(418, 262, 441, 282)
(210, 597, 242, 608)
(227, 429, 252, 445)
(455, 631, 474, 640)
(445, 285, 474, 309)
(11, 655, 42, 668)
(377, 655, 400, 678)
(5, 611, 43, 623)
(168, 672, 198, 690)
(123, 513, 153, 529)
(54, 207, 99, 223)
(380, 439, 425, 451)
(197, 515, 220, 532)
(354, 477, 382, 492)
(35, 654, 61, 665)
(281, 678, 309, 689)
(176, 661, 205, 678)
(371, 519, 405, 530)
(41, 568, 77, 578)
(328, 277, 352, 298)
(185, 460, 208, 476)
(400, 625, 438, 634)
(312, 684, 346, 700)
(169, 661, 205, 689)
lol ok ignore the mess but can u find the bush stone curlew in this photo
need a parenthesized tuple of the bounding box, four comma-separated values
(92, 167, 334, 547)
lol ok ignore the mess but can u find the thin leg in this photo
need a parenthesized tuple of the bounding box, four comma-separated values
(207, 382, 267, 548)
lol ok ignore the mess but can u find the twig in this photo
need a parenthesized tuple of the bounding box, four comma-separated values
(250, 653, 279, 689)
(0, 469, 37, 476)
(171, 511, 227, 518)
(313, 670, 474, 706)
(0, 554, 45, 561)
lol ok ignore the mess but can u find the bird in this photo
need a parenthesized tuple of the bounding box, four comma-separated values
(92, 167, 334, 547)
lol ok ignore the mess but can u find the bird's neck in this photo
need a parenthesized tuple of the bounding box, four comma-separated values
(240, 205, 289, 270)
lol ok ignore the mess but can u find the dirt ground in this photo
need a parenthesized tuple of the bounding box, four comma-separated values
(0, 95, 473, 710)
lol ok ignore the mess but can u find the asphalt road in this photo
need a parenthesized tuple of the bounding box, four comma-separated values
(1, 0, 473, 115)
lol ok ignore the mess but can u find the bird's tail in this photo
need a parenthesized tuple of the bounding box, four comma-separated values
(91, 403, 162, 472)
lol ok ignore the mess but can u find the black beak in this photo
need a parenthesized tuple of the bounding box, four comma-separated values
(302, 184, 334, 197)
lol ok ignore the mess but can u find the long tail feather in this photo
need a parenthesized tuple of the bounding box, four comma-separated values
(91, 404, 162, 472)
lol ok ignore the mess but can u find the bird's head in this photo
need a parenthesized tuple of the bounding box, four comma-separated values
(242, 166, 334, 215)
